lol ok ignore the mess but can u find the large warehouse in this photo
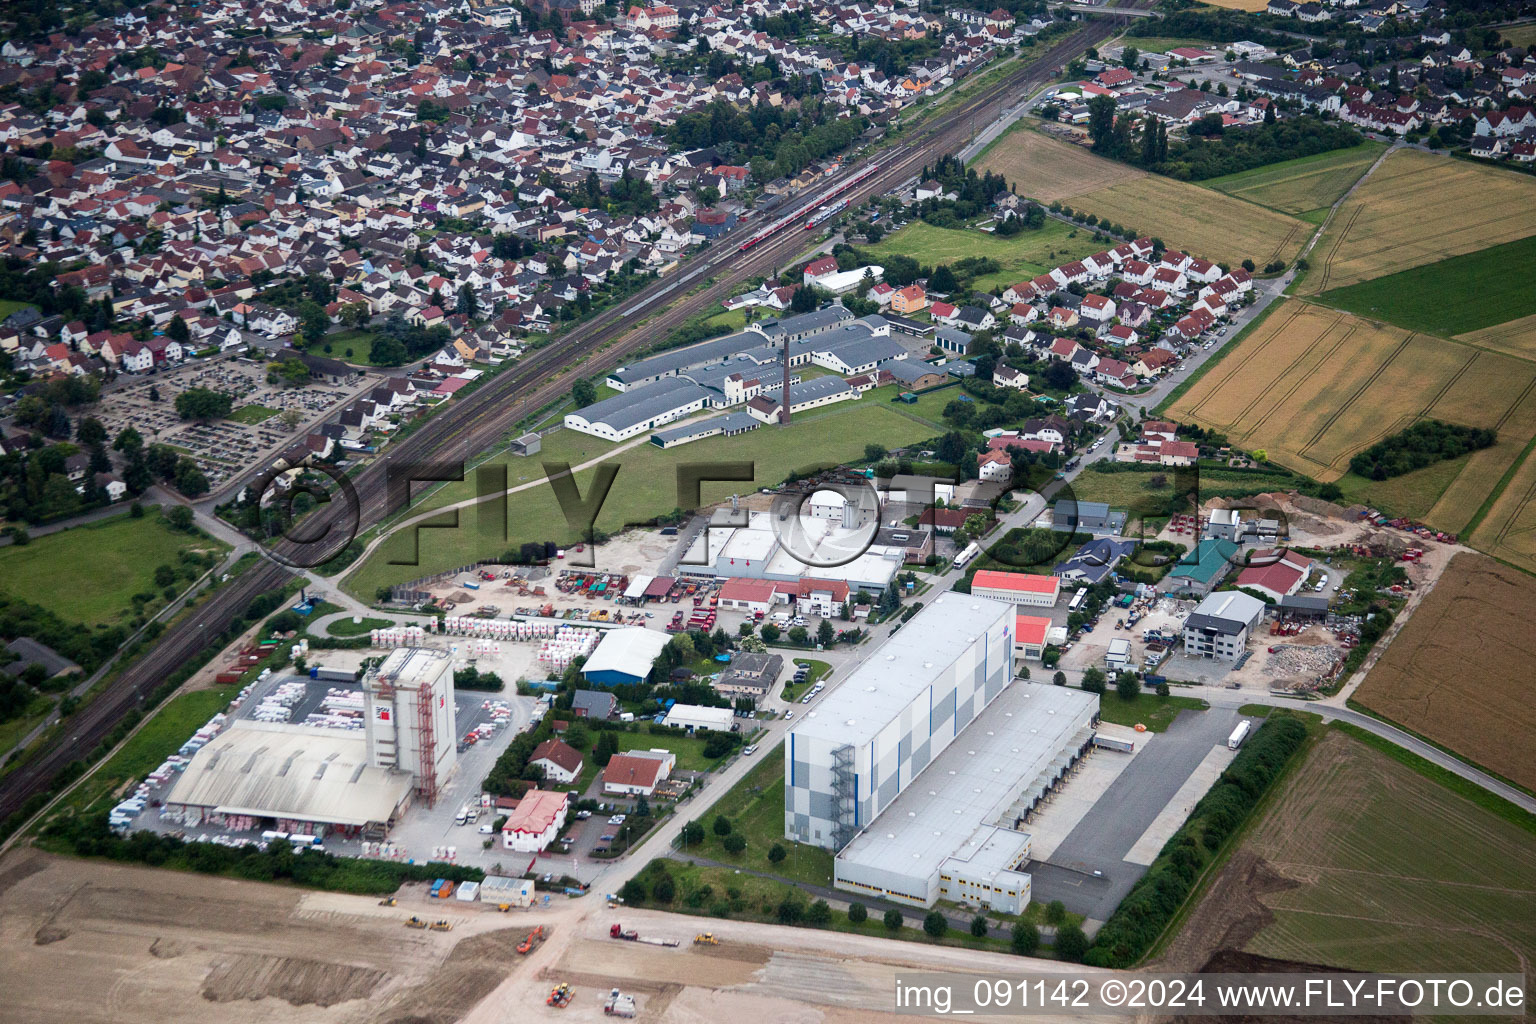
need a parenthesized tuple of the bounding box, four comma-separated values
(970, 569, 1062, 608)
(833, 682, 1098, 912)
(581, 626, 672, 686)
(784, 595, 1015, 851)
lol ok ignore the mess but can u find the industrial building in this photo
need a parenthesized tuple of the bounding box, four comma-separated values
(562, 376, 713, 441)
(1051, 499, 1127, 537)
(1165, 538, 1240, 596)
(712, 652, 784, 705)
(500, 789, 570, 852)
(1013, 614, 1053, 661)
(969, 569, 1061, 608)
(678, 510, 905, 593)
(831, 682, 1098, 913)
(1183, 591, 1266, 660)
(581, 627, 672, 686)
(662, 703, 735, 732)
(784, 594, 1016, 851)
(164, 647, 458, 838)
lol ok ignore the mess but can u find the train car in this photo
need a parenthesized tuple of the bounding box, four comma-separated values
(738, 163, 879, 251)
(804, 197, 850, 229)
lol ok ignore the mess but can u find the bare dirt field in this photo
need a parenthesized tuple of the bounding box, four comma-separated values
(3, 850, 1118, 1024)
(1300, 149, 1536, 295)
(1164, 730, 1536, 984)
(0, 848, 540, 1024)
(1066, 175, 1310, 267)
(1196, 0, 1270, 11)
(1166, 301, 1536, 541)
(977, 126, 1145, 204)
(1351, 552, 1536, 791)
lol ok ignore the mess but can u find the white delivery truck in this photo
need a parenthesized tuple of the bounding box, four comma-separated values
(1227, 720, 1252, 750)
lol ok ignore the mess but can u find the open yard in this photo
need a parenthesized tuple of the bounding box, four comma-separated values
(1316, 235, 1536, 339)
(862, 218, 1105, 291)
(1092, 691, 1208, 732)
(0, 514, 229, 628)
(1067, 174, 1311, 267)
(1201, 141, 1387, 217)
(975, 123, 1144, 204)
(348, 398, 945, 596)
(1299, 148, 1536, 295)
(1352, 553, 1536, 792)
(1165, 300, 1536, 536)
(1163, 727, 1536, 981)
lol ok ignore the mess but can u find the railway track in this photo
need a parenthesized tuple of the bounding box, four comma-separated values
(0, 19, 1124, 825)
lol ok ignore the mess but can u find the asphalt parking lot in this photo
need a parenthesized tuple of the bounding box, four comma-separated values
(1027, 704, 1247, 921)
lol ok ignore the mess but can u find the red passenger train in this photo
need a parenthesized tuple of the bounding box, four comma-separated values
(737, 163, 880, 251)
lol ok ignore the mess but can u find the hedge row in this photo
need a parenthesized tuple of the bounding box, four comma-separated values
(43, 812, 482, 895)
(1084, 715, 1308, 967)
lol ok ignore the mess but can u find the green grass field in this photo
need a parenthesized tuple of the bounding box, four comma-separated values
(52, 682, 242, 817)
(1315, 235, 1536, 336)
(1201, 142, 1387, 217)
(228, 404, 279, 424)
(614, 730, 730, 773)
(678, 742, 835, 886)
(1333, 453, 1473, 521)
(863, 219, 1105, 291)
(1236, 728, 1536, 976)
(1117, 36, 1224, 53)
(0, 299, 39, 320)
(0, 515, 229, 627)
(1091, 690, 1208, 732)
(701, 307, 748, 332)
(347, 400, 943, 596)
(1072, 465, 1300, 521)
(326, 615, 395, 637)
(321, 330, 399, 367)
(1500, 22, 1536, 47)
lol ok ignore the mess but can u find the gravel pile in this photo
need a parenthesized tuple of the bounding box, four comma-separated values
(1264, 644, 1342, 677)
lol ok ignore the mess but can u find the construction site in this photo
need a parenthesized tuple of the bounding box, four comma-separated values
(0, 848, 1112, 1024)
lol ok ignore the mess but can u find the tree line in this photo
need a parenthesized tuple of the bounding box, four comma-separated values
(1348, 419, 1495, 481)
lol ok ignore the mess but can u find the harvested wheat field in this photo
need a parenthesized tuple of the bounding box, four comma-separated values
(977, 125, 1144, 203)
(1456, 313, 1536, 363)
(0, 849, 538, 1024)
(1300, 148, 1536, 295)
(1168, 301, 1536, 530)
(1470, 444, 1536, 576)
(1068, 175, 1309, 267)
(1354, 553, 1536, 790)
(1198, 0, 1269, 9)
(1170, 729, 1536, 981)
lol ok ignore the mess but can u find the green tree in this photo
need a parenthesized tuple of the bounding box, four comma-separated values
(594, 730, 619, 766)
(712, 815, 733, 836)
(787, 625, 809, 645)
(1081, 667, 1107, 695)
(806, 899, 832, 926)
(816, 619, 835, 646)
(777, 895, 804, 924)
(722, 832, 746, 853)
(297, 299, 330, 343)
(651, 873, 676, 903)
(166, 315, 190, 344)
(789, 285, 818, 313)
(1087, 94, 1118, 153)
(923, 911, 948, 938)
(1052, 671, 1066, 686)
(163, 504, 195, 531)
(1115, 672, 1141, 700)
(680, 820, 705, 846)
(761, 623, 780, 642)
(970, 914, 989, 938)
(1044, 900, 1066, 927)
(572, 378, 597, 407)
(883, 909, 904, 931)
(174, 387, 233, 421)
(928, 264, 957, 292)
(76, 416, 107, 448)
(848, 902, 868, 924)
(618, 878, 646, 904)
(1054, 922, 1088, 962)
(1121, 45, 1139, 70)
(174, 459, 209, 497)
(768, 843, 786, 863)
(1011, 920, 1040, 955)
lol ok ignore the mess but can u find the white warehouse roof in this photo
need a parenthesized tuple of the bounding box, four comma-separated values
(164, 721, 414, 827)
(583, 626, 672, 679)
(835, 682, 1097, 884)
(791, 593, 1015, 750)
